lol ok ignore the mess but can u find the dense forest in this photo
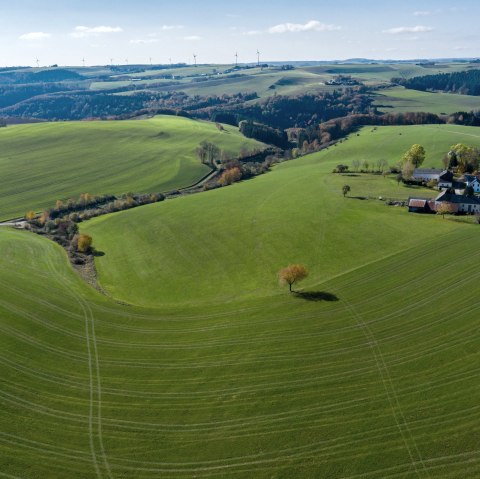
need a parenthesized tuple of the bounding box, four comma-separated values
(393, 69, 480, 95)
(0, 68, 84, 84)
(0, 87, 374, 130)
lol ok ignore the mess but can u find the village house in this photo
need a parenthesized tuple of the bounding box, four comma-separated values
(412, 168, 466, 192)
(463, 174, 480, 193)
(412, 168, 443, 181)
(408, 191, 480, 214)
(434, 191, 480, 214)
(437, 170, 454, 189)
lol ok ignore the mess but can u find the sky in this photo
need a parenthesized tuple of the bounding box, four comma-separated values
(0, 0, 478, 67)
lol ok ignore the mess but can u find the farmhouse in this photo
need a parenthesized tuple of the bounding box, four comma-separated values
(463, 174, 480, 193)
(434, 191, 480, 214)
(437, 170, 454, 189)
(412, 168, 444, 181)
(408, 191, 480, 214)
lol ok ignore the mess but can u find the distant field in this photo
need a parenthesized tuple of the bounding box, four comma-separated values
(88, 63, 478, 101)
(97, 68, 335, 99)
(0, 115, 264, 220)
(83, 124, 480, 307)
(304, 62, 478, 86)
(374, 86, 480, 114)
(2, 124, 480, 477)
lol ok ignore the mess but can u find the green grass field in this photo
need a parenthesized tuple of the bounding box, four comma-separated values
(82, 124, 480, 306)
(373, 86, 480, 114)
(0, 115, 264, 220)
(2, 124, 480, 477)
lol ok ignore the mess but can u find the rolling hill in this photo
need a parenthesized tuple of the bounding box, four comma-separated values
(1, 162, 479, 477)
(82, 124, 480, 306)
(0, 115, 265, 220)
(1, 123, 480, 478)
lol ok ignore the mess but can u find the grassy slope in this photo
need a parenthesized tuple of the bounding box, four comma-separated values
(2, 204, 480, 477)
(83, 124, 480, 307)
(0, 115, 264, 220)
(374, 86, 480, 114)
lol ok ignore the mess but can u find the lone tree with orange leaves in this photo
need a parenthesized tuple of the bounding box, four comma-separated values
(278, 264, 309, 292)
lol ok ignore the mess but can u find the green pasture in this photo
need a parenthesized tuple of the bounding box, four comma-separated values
(2, 123, 480, 477)
(0, 115, 264, 220)
(374, 86, 480, 114)
(83, 124, 480, 307)
(1, 203, 479, 477)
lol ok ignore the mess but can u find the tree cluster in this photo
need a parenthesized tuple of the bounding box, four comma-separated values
(27, 191, 166, 226)
(239, 120, 289, 148)
(447, 143, 480, 173)
(393, 69, 480, 96)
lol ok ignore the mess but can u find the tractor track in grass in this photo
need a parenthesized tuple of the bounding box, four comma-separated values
(2, 225, 480, 477)
(342, 297, 430, 479)
(44, 255, 112, 478)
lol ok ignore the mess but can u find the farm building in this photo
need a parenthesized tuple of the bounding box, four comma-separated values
(437, 170, 455, 189)
(463, 174, 480, 193)
(412, 168, 444, 181)
(408, 191, 480, 214)
(434, 191, 480, 214)
(407, 197, 435, 213)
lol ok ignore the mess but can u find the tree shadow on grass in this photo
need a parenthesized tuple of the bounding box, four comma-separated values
(293, 291, 339, 302)
(93, 250, 105, 257)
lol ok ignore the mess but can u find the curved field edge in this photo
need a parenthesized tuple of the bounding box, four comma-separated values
(82, 124, 480, 307)
(0, 115, 265, 221)
(373, 86, 480, 114)
(1, 226, 480, 478)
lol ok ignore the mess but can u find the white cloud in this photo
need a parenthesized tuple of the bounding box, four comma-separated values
(383, 25, 433, 34)
(71, 26, 123, 38)
(162, 25, 183, 30)
(184, 35, 202, 41)
(19, 31, 51, 40)
(268, 20, 341, 34)
(413, 11, 431, 16)
(130, 38, 160, 44)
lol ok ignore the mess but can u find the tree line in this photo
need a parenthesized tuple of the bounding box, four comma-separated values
(393, 69, 480, 96)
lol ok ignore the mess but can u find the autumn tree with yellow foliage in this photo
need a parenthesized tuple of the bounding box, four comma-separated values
(278, 264, 309, 292)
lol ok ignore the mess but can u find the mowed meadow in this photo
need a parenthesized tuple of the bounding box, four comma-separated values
(1, 122, 480, 477)
(0, 115, 264, 220)
(83, 124, 480, 306)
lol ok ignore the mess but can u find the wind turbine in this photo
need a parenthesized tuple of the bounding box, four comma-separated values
(82, 57, 86, 68)
(125, 58, 129, 66)
(256, 49, 260, 67)
(110, 58, 114, 66)
(235, 52, 238, 67)
(35, 57, 40, 68)
(193, 53, 197, 67)
(149, 57, 153, 66)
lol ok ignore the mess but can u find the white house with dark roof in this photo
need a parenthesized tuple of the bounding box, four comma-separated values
(434, 191, 480, 214)
(464, 175, 480, 193)
(412, 168, 443, 181)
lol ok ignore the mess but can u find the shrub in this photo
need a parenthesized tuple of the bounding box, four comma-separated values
(76, 234, 93, 253)
(219, 167, 242, 186)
